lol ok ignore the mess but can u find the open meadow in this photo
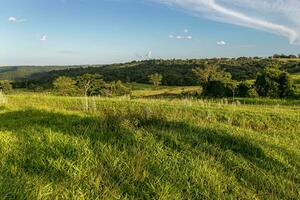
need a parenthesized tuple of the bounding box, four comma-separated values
(0, 93, 299, 199)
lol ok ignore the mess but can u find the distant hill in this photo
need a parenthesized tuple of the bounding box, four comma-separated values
(0, 65, 101, 81)
(21, 58, 300, 86)
(2, 58, 300, 87)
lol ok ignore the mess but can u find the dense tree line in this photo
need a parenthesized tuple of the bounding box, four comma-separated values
(10, 57, 300, 88)
(192, 65, 294, 98)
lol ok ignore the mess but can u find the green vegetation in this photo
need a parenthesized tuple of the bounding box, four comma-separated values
(4, 57, 300, 87)
(148, 73, 163, 87)
(0, 80, 13, 94)
(0, 56, 299, 199)
(53, 76, 77, 96)
(193, 65, 238, 98)
(0, 65, 83, 81)
(255, 67, 294, 98)
(292, 74, 300, 97)
(0, 93, 299, 199)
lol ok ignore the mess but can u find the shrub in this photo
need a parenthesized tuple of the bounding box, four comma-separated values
(193, 65, 237, 97)
(238, 81, 258, 97)
(255, 67, 294, 98)
(0, 80, 13, 94)
(108, 80, 131, 96)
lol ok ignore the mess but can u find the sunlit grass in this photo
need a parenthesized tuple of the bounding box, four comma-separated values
(0, 93, 299, 199)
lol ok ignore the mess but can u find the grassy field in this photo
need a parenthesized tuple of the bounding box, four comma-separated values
(0, 93, 299, 199)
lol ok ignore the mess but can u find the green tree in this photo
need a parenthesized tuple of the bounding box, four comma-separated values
(53, 76, 77, 96)
(193, 65, 234, 97)
(255, 67, 294, 98)
(0, 80, 13, 94)
(77, 73, 105, 96)
(227, 80, 238, 99)
(148, 73, 163, 87)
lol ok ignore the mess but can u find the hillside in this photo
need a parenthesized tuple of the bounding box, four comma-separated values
(0, 65, 95, 81)
(0, 94, 299, 199)
(2, 58, 300, 87)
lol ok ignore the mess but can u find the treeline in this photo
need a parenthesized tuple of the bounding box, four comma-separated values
(272, 54, 300, 59)
(13, 57, 300, 88)
(1, 64, 296, 99)
(192, 65, 295, 98)
(0, 65, 85, 81)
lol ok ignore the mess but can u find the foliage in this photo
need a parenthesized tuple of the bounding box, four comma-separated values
(255, 67, 294, 98)
(148, 73, 163, 87)
(8, 57, 300, 87)
(0, 80, 13, 94)
(0, 94, 299, 199)
(53, 76, 77, 96)
(77, 73, 105, 96)
(193, 65, 237, 97)
(238, 81, 258, 97)
(108, 80, 131, 96)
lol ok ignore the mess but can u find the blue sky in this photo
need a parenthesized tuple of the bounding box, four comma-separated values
(1, 0, 300, 65)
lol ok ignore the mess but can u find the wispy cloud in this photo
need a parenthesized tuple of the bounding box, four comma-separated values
(8, 16, 27, 23)
(155, 0, 300, 44)
(169, 29, 193, 40)
(169, 34, 193, 40)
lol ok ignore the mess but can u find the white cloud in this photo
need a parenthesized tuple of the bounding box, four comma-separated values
(169, 30, 193, 40)
(217, 40, 226, 46)
(8, 16, 26, 23)
(171, 35, 192, 40)
(155, 0, 300, 44)
(8, 17, 17, 22)
(40, 35, 47, 41)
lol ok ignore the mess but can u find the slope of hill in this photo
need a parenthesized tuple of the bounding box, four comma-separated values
(0, 94, 299, 199)
(0, 65, 97, 81)
(27, 58, 300, 86)
(2, 58, 300, 87)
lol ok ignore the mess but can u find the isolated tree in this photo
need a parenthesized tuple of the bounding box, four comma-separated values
(77, 73, 104, 96)
(255, 66, 294, 98)
(53, 76, 77, 96)
(0, 80, 13, 94)
(148, 73, 163, 87)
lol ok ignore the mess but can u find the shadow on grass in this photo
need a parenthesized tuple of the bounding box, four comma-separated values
(0, 108, 298, 199)
(138, 118, 300, 198)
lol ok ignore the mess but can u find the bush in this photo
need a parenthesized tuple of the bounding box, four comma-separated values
(0, 80, 13, 94)
(255, 67, 294, 98)
(108, 81, 131, 96)
(238, 81, 258, 97)
(193, 65, 237, 97)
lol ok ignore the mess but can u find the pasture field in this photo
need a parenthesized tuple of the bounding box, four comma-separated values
(0, 93, 299, 199)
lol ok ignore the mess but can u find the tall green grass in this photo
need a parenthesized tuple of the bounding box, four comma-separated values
(0, 94, 299, 199)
